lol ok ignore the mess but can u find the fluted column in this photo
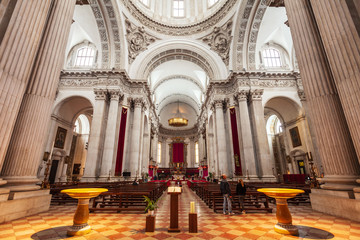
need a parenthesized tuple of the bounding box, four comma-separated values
(213, 100, 229, 176)
(0, 0, 52, 175)
(1, 0, 76, 191)
(100, 89, 121, 179)
(310, 0, 360, 160)
(82, 89, 108, 181)
(152, 133, 158, 163)
(284, 0, 360, 190)
(249, 89, 275, 181)
(129, 98, 143, 177)
(236, 90, 258, 180)
(207, 133, 216, 174)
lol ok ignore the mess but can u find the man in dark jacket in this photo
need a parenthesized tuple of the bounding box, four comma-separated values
(220, 174, 234, 215)
(236, 179, 246, 214)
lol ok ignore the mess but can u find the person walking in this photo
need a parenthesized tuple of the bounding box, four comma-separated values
(236, 179, 246, 214)
(220, 174, 234, 215)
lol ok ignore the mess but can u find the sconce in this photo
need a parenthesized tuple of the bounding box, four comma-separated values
(43, 152, 50, 161)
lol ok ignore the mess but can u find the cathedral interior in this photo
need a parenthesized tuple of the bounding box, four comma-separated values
(0, 0, 359, 239)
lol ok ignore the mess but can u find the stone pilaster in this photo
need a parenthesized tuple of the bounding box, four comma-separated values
(236, 90, 258, 180)
(310, 0, 360, 161)
(0, 0, 52, 174)
(1, 0, 77, 191)
(82, 88, 108, 181)
(99, 89, 121, 179)
(213, 100, 230, 176)
(249, 89, 275, 181)
(284, 0, 360, 190)
(129, 98, 144, 177)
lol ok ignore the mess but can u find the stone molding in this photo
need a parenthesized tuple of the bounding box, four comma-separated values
(121, 0, 237, 36)
(297, 90, 306, 101)
(248, 0, 268, 70)
(249, 89, 264, 101)
(202, 20, 233, 65)
(158, 125, 198, 138)
(235, 90, 249, 101)
(94, 88, 108, 100)
(125, 18, 157, 64)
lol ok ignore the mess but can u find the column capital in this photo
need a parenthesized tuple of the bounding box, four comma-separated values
(249, 89, 264, 101)
(94, 88, 108, 100)
(108, 89, 121, 101)
(235, 90, 249, 102)
(297, 90, 306, 101)
(212, 99, 224, 109)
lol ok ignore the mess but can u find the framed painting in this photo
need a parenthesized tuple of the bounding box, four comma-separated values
(54, 127, 67, 149)
(289, 126, 302, 148)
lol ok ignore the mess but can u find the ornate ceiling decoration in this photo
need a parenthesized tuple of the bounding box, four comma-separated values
(202, 20, 233, 65)
(125, 19, 158, 64)
(121, 0, 238, 36)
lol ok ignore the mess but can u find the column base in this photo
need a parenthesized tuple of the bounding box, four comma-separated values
(67, 224, 91, 236)
(0, 179, 10, 202)
(80, 176, 97, 182)
(319, 175, 359, 190)
(274, 223, 298, 235)
(310, 189, 360, 222)
(353, 179, 360, 200)
(0, 190, 51, 223)
(3, 176, 40, 192)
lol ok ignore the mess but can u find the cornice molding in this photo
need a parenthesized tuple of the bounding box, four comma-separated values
(121, 0, 237, 36)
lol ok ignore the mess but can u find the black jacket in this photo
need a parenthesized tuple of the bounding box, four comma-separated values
(220, 179, 232, 196)
(236, 182, 246, 195)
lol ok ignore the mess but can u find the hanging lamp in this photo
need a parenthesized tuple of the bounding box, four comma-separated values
(168, 101, 188, 127)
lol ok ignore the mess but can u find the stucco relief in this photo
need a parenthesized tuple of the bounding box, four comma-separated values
(125, 19, 157, 64)
(121, 0, 237, 36)
(202, 20, 233, 65)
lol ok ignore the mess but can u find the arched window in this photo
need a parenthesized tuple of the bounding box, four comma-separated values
(266, 114, 283, 135)
(75, 46, 96, 67)
(208, 0, 219, 7)
(173, 0, 184, 17)
(262, 48, 282, 68)
(157, 142, 162, 163)
(195, 142, 199, 164)
(74, 114, 90, 135)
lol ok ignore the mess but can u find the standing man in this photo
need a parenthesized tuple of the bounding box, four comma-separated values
(220, 174, 234, 215)
(236, 179, 246, 214)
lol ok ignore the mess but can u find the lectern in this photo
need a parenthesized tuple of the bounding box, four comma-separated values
(167, 186, 182, 232)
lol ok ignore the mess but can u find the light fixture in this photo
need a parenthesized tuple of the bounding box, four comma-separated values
(168, 101, 188, 127)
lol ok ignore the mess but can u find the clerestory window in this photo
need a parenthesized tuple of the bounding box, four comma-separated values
(262, 48, 282, 68)
(75, 46, 96, 67)
(173, 0, 184, 17)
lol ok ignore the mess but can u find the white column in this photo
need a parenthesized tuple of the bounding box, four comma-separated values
(100, 89, 120, 179)
(213, 100, 229, 176)
(0, 0, 52, 174)
(249, 89, 276, 181)
(82, 88, 108, 181)
(1, 0, 77, 191)
(207, 132, 216, 174)
(236, 90, 259, 180)
(129, 98, 143, 177)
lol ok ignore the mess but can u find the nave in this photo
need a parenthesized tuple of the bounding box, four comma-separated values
(0, 184, 359, 240)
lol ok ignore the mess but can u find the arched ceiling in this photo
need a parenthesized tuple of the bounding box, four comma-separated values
(150, 59, 206, 129)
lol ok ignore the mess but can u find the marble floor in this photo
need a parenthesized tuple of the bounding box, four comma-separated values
(0, 185, 359, 240)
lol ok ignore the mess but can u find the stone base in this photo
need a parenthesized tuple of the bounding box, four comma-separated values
(67, 224, 91, 236)
(0, 188, 10, 202)
(274, 223, 299, 235)
(259, 175, 277, 182)
(310, 189, 360, 222)
(0, 191, 51, 223)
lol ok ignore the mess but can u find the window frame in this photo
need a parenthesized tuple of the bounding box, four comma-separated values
(172, 0, 185, 18)
(66, 41, 98, 69)
(260, 42, 290, 70)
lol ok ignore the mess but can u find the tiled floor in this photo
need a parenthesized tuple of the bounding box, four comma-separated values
(1, 185, 360, 240)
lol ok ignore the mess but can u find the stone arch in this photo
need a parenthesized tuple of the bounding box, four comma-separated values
(129, 40, 228, 80)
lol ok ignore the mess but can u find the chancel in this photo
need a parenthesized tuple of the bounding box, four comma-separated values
(0, 0, 359, 239)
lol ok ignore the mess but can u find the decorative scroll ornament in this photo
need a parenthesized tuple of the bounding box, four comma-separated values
(202, 20, 233, 65)
(125, 19, 157, 64)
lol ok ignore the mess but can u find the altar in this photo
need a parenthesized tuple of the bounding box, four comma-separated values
(170, 138, 187, 176)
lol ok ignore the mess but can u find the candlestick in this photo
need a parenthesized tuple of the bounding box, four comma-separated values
(190, 201, 195, 213)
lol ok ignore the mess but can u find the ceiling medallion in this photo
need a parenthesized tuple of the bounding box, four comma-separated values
(168, 101, 188, 127)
